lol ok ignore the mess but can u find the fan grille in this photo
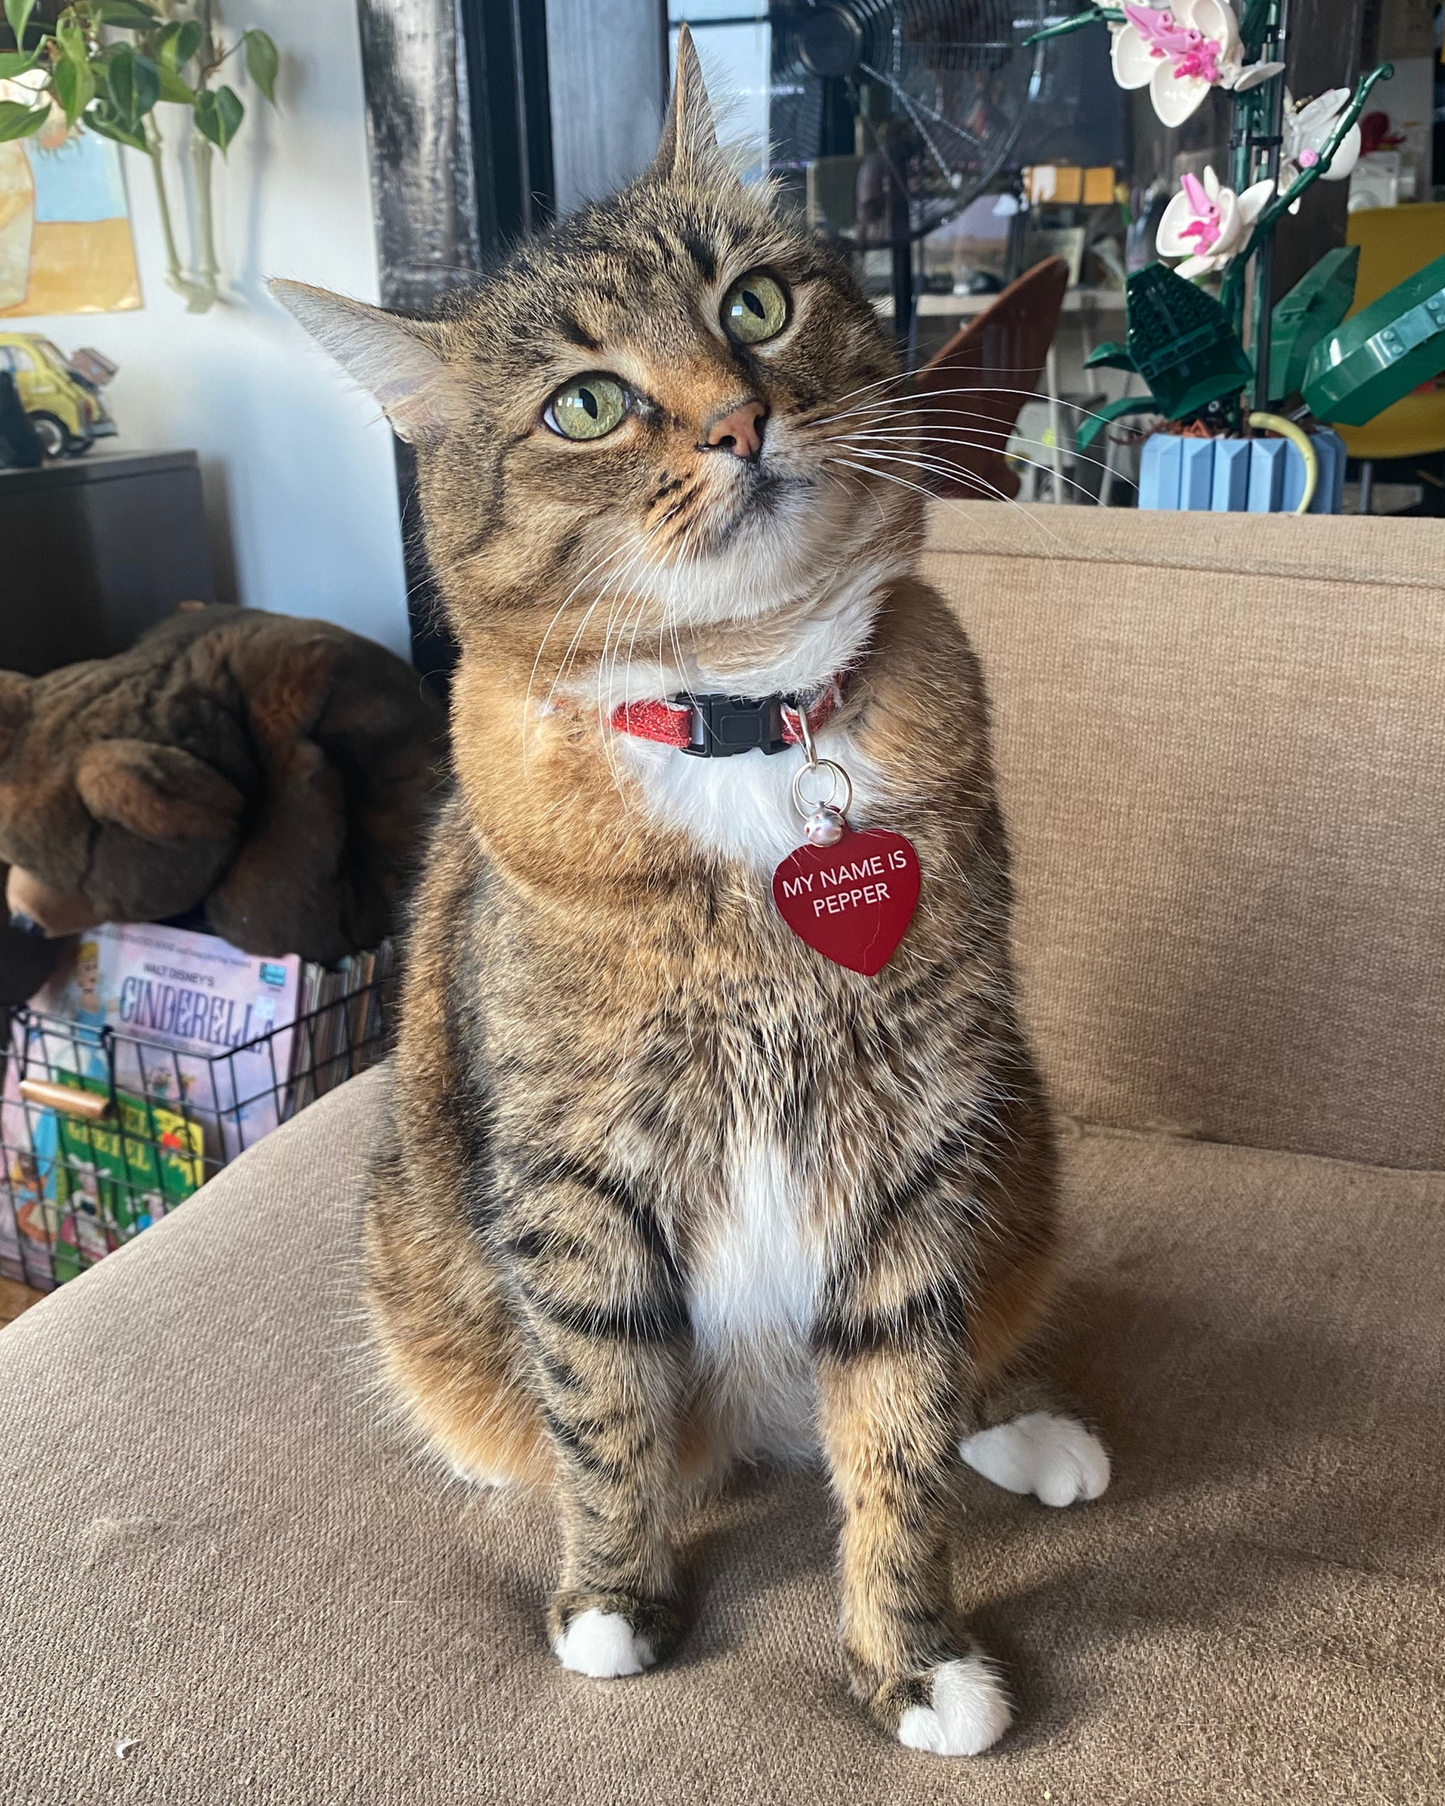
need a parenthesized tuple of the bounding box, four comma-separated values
(768, 0, 1046, 238)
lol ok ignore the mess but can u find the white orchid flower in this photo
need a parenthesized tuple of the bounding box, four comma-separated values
(1278, 89, 1361, 210)
(1110, 0, 1285, 128)
(1155, 165, 1275, 280)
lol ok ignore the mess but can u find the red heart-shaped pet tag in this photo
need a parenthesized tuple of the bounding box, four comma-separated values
(772, 828, 921, 976)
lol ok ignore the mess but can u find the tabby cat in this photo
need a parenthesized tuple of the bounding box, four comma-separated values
(275, 27, 1109, 1757)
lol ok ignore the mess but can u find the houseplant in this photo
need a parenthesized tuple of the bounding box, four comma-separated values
(1029, 1, 1445, 512)
(0, 0, 278, 312)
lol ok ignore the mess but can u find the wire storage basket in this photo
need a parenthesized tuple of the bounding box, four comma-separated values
(0, 946, 395, 1293)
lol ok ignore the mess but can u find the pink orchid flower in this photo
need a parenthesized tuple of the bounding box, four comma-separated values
(1155, 165, 1275, 281)
(1111, 0, 1284, 128)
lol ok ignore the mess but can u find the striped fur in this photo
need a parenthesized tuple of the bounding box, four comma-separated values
(284, 28, 1105, 1754)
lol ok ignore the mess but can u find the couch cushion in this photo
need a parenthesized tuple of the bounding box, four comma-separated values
(924, 504, 1445, 1169)
(0, 1066, 1440, 1803)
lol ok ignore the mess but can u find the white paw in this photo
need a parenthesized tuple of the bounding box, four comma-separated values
(959, 1411, 1111, 1508)
(897, 1652, 1012, 1757)
(553, 1610, 655, 1680)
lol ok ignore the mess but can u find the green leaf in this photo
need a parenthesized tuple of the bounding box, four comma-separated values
(193, 82, 243, 152)
(0, 96, 48, 141)
(55, 14, 87, 64)
(1075, 395, 1162, 454)
(95, 0, 161, 26)
(85, 102, 149, 152)
(243, 28, 277, 104)
(52, 51, 95, 127)
(155, 62, 193, 104)
(157, 19, 202, 72)
(1268, 246, 1359, 404)
(1304, 251, 1445, 427)
(1084, 340, 1136, 373)
(3, 0, 36, 52)
(1123, 263, 1253, 420)
(104, 44, 160, 123)
(0, 50, 37, 78)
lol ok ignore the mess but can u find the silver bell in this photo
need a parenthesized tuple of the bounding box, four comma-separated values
(802, 806, 846, 847)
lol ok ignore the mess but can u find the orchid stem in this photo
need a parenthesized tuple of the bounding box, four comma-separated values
(1220, 61, 1394, 330)
(1023, 6, 1124, 47)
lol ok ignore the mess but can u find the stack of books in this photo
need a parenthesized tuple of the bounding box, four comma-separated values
(0, 922, 394, 1289)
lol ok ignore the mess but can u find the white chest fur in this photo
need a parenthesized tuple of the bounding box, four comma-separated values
(601, 565, 903, 874)
(687, 1136, 825, 1461)
(616, 723, 888, 875)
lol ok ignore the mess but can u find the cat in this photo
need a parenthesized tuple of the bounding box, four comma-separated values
(274, 26, 1109, 1758)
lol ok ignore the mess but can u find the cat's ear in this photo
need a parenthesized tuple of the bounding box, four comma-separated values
(652, 23, 738, 190)
(269, 280, 461, 446)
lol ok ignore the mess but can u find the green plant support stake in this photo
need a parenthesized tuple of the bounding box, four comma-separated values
(1303, 252, 1445, 427)
(1268, 245, 1358, 405)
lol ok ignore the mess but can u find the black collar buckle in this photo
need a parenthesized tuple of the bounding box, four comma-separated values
(679, 691, 789, 757)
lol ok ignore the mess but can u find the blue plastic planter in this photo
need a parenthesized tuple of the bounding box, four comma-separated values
(1139, 429, 1346, 513)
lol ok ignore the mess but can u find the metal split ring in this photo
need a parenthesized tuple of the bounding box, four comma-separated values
(792, 758, 853, 822)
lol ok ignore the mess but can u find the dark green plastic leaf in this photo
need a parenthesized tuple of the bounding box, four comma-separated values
(96, 0, 160, 26)
(158, 19, 203, 71)
(3, 0, 36, 51)
(1268, 246, 1359, 404)
(1075, 394, 1161, 453)
(193, 83, 243, 152)
(1084, 340, 1136, 373)
(243, 29, 278, 104)
(0, 50, 37, 78)
(1124, 263, 1252, 419)
(1304, 251, 1445, 426)
(85, 103, 149, 152)
(0, 96, 48, 141)
(53, 51, 95, 126)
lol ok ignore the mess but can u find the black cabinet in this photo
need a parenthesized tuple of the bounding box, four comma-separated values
(0, 450, 215, 675)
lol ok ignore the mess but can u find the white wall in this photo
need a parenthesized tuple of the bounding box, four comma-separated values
(10, 0, 411, 659)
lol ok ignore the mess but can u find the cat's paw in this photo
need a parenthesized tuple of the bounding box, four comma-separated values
(959, 1410, 1110, 1508)
(548, 1591, 681, 1680)
(891, 1652, 1013, 1757)
(553, 1610, 654, 1678)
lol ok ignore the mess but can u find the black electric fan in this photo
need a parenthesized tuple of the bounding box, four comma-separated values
(765, 0, 1048, 342)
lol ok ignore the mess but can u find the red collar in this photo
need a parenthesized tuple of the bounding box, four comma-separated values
(610, 677, 846, 759)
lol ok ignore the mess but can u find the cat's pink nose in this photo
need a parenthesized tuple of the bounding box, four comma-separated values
(702, 400, 767, 460)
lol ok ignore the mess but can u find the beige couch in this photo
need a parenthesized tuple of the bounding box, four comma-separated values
(2, 505, 1441, 1805)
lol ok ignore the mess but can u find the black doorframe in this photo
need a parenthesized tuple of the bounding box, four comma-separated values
(355, 0, 554, 690)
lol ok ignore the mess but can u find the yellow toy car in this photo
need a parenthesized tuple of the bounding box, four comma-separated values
(0, 333, 117, 457)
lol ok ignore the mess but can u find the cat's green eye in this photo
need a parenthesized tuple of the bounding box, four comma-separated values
(545, 375, 628, 441)
(721, 272, 789, 346)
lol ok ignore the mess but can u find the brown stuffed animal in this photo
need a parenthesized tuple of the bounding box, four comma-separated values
(0, 606, 447, 964)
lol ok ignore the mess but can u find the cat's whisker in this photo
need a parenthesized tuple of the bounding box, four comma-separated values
(524, 536, 644, 764)
(835, 431, 1126, 500)
(828, 453, 1071, 554)
(591, 532, 666, 797)
(821, 404, 1134, 481)
(841, 443, 1094, 520)
(832, 423, 1136, 490)
(545, 530, 656, 730)
(846, 439, 1108, 508)
(813, 383, 1139, 438)
(796, 366, 917, 428)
